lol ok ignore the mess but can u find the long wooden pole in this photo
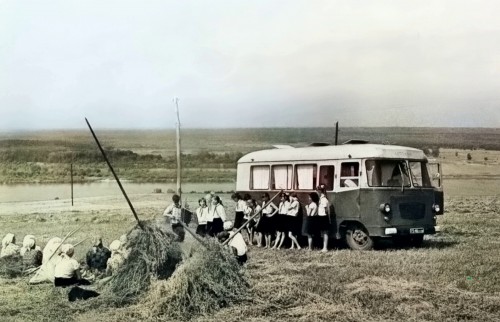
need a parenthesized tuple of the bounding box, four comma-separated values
(70, 163, 74, 206)
(223, 190, 282, 246)
(174, 98, 182, 197)
(85, 118, 143, 229)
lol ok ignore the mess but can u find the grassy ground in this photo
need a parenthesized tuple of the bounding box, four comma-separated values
(1, 188, 500, 321)
(1, 129, 500, 321)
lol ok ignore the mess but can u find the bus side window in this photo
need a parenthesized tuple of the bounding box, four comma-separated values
(340, 162, 359, 188)
(295, 164, 317, 190)
(271, 165, 293, 190)
(319, 165, 334, 191)
(251, 165, 270, 190)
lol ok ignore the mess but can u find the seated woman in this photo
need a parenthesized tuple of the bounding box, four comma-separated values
(1, 233, 21, 258)
(21, 235, 43, 268)
(86, 237, 111, 274)
(54, 244, 90, 287)
(106, 239, 127, 276)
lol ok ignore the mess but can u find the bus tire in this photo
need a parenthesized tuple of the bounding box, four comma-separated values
(345, 224, 374, 250)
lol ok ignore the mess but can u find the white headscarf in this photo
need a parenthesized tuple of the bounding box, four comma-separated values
(109, 240, 121, 253)
(20, 235, 36, 256)
(2, 233, 15, 249)
(61, 244, 74, 257)
(42, 237, 62, 264)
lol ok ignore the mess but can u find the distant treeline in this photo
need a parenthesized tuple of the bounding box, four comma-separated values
(0, 140, 243, 168)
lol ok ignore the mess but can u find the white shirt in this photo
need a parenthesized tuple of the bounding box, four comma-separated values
(210, 204, 226, 221)
(288, 199, 300, 216)
(228, 232, 247, 256)
(344, 179, 358, 188)
(306, 202, 318, 217)
(163, 203, 182, 224)
(278, 201, 290, 215)
(318, 194, 329, 217)
(196, 206, 209, 225)
(262, 201, 278, 217)
(253, 205, 262, 219)
(243, 204, 253, 219)
(54, 255, 80, 279)
(236, 199, 247, 212)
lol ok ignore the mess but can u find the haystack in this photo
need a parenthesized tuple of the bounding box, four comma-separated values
(105, 220, 183, 304)
(142, 239, 249, 320)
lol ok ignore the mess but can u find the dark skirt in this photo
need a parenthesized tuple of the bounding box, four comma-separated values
(210, 218, 224, 236)
(302, 216, 318, 237)
(54, 277, 91, 288)
(234, 211, 245, 229)
(237, 253, 248, 265)
(196, 224, 207, 237)
(256, 215, 275, 234)
(286, 215, 301, 235)
(316, 215, 331, 232)
(246, 218, 257, 229)
(206, 221, 213, 236)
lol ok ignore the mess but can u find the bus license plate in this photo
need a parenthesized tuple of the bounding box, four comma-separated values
(410, 228, 424, 234)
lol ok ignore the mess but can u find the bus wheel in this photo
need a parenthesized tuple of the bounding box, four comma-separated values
(346, 225, 374, 250)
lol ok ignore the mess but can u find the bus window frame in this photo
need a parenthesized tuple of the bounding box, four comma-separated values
(271, 164, 294, 190)
(339, 161, 360, 189)
(250, 165, 271, 190)
(294, 163, 318, 191)
(317, 163, 335, 191)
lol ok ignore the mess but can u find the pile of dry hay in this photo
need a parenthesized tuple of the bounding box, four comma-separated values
(104, 220, 183, 304)
(138, 238, 249, 321)
(0, 254, 24, 278)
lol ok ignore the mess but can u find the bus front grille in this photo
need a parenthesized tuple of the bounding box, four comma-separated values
(399, 203, 425, 220)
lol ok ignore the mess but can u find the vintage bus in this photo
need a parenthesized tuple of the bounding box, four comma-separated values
(236, 142, 443, 250)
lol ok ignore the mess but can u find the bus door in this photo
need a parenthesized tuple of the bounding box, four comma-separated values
(317, 163, 337, 235)
(332, 161, 361, 221)
(427, 162, 444, 214)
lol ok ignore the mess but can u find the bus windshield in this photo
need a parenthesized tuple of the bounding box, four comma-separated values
(409, 161, 433, 187)
(365, 160, 411, 187)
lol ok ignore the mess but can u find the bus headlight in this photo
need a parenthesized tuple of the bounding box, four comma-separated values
(432, 204, 441, 213)
(380, 203, 391, 213)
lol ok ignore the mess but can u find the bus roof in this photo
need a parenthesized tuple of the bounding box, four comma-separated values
(238, 144, 426, 164)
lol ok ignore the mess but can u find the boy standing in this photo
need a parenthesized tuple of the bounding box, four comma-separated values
(163, 194, 185, 242)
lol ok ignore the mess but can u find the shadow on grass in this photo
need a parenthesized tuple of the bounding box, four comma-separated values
(374, 237, 459, 250)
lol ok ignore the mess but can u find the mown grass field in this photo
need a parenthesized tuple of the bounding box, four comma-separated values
(1, 128, 499, 321)
(1, 180, 499, 321)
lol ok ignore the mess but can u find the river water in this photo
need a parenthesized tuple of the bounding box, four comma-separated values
(0, 182, 235, 203)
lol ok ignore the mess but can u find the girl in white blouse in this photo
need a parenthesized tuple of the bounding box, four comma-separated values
(195, 198, 209, 237)
(272, 193, 290, 249)
(287, 193, 302, 250)
(208, 195, 226, 237)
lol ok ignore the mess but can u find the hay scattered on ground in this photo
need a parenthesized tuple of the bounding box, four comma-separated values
(142, 239, 249, 321)
(105, 220, 182, 304)
(0, 255, 23, 278)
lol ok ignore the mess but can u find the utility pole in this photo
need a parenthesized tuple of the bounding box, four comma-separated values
(174, 98, 182, 197)
(335, 121, 339, 145)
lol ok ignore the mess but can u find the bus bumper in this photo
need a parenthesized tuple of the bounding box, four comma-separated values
(379, 226, 436, 236)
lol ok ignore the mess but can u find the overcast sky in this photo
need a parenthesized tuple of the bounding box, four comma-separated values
(1, 0, 499, 130)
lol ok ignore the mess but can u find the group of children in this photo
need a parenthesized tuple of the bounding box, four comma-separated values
(186, 186, 332, 253)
